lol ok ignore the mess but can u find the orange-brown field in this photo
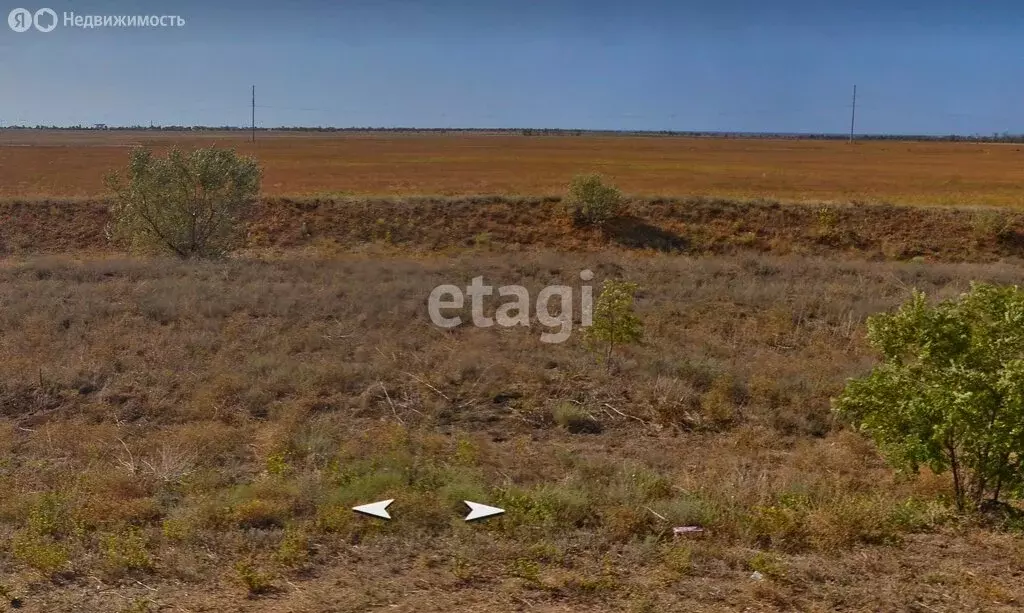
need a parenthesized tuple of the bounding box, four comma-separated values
(4, 130, 1024, 205)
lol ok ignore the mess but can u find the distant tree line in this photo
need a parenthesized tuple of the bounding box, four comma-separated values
(4, 124, 1024, 142)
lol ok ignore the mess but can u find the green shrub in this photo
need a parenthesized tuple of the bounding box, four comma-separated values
(835, 282, 1024, 511)
(106, 146, 262, 258)
(25, 493, 78, 538)
(10, 493, 79, 576)
(101, 527, 153, 574)
(274, 527, 310, 569)
(584, 279, 643, 366)
(563, 173, 623, 226)
(234, 560, 275, 595)
(11, 531, 69, 576)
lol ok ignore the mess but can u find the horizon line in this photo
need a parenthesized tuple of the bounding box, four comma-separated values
(3, 125, 1024, 142)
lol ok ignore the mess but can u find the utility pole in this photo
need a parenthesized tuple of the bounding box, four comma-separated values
(849, 85, 857, 143)
(251, 85, 256, 143)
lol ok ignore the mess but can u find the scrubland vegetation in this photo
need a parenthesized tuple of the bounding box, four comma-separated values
(1, 251, 1022, 611)
(0, 137, 1022, 612)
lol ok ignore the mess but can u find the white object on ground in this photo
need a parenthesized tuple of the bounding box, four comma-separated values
(352, 499, 394, 520)
(464, 501, 505, 521)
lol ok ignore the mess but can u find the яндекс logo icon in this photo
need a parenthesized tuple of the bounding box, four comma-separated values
(7, 8, 32, 31)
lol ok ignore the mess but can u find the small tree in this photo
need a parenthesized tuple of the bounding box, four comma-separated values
(834, 283, 1024, 511)
(584, 279, 643, 367)
(106, 146, 262, 258)
(563, 173, 623, 226)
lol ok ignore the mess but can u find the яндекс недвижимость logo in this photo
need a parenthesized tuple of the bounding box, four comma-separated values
(8, 8, 57, 32)
(7, 8, 185, 32)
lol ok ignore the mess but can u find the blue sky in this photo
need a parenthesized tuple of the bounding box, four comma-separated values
(1, 0, 1022, 134)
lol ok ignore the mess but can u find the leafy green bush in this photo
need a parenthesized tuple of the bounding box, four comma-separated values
(834, 283, 1024, 511)
(584, 279, 643, 366)
(563, 173, 623, 226)
(106, 146, 262, 258)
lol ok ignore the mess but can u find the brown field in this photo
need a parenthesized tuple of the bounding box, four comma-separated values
(4, 130, 1024, 205)
(2, 132, 1024, 612)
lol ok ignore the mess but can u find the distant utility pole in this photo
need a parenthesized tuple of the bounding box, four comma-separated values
(849, 85, 857, 143)
(251, 85, 256, 143)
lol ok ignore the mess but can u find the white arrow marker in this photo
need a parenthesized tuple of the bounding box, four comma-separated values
(352, 499, 394, 520)
(464, 500, 505, 522)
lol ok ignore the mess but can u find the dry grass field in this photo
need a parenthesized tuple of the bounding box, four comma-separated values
(2, 253, 1024, 613)
(4, 130, 1024, 205)
(1, 132, 1024, 612)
